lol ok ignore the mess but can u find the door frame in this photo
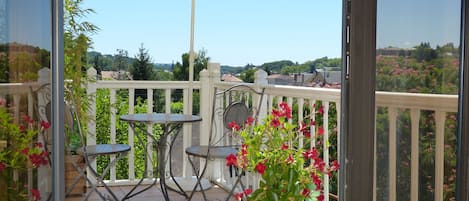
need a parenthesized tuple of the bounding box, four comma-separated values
(340, 0, 377, 200)
(342, 0, 469, 201)
(457, 0, 469, 200)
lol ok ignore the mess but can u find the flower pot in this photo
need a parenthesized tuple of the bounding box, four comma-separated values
(65, 154, 86, 198)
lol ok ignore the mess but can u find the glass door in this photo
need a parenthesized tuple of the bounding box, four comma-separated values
(0, 0, 53, 200)
(375, 1, 461, 201)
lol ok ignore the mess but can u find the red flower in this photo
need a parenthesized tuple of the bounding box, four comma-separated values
(279, 102, 292, 119)
(298, 122, 308, 132)
(31, 188, 41, 201)
(0, 162, 5, 172)
(29, 152, 48, 168)
(317, 126, 324, 136)
(314, 159, 326, 172)
(241, 144, 248, 156)
(226, 153, 237, 167)
(281, 143, 289, 150)
(234, 192, 244, 200)
(301, 188, 310, 197)
(244, 188, 253, 195)
(34, 142, 43, 148)
(330, 160, 340, 171)
(286, 154, 295, 164)
(303, 148, 318, 160)
(317, 193, 324, 201)
(317, 105, 324, 115)
(272, 109, 281, 117)
(255, 162, 266, 174)
(21, 147, 29, 155)
(311, 172, 322, 190)
(40, 120, 50, 130)
(245, 117, 254, 126)
(303, 130, 311, 138)
(22, 115, 33, 124)
(228, 121, 241, 131)
(270, 118, 280, 128)
(19, 124, 26, 132)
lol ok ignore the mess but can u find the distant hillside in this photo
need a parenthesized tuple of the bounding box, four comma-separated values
(221, 65, 243, 74)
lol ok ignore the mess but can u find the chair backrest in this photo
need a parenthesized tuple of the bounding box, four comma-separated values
(209, 84, 265, 146)
(30, 83, 52, 148)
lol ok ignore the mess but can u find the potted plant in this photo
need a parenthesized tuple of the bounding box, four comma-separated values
(226, 102, 339, 201)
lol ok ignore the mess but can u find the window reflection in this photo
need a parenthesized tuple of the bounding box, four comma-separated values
(0, 0, 52, 200)
(376, 0, 460, 201)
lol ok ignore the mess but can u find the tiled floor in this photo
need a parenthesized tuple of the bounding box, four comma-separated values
(65, 184, 235, 201)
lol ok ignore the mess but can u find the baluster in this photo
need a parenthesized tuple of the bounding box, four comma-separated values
(110, 89, 117, 183)
(410, 109, 420, 201)
(147, 89, 154, 178)
(128, 89, 135, 181)
(388, 107, 398, 201)
(434, 111, 445, 201)
(323, 102, 330, 201)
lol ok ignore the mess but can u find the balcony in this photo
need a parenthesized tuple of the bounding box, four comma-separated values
(0, 64, 458, 201)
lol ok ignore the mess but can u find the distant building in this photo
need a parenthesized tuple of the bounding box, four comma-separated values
(267, 74, 294, 85)
(377, 47, 413, 57)
(317, 68, 341, 84)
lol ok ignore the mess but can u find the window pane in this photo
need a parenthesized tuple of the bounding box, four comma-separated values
(376, 1, 460, 201)
(0, 0, 52, 200)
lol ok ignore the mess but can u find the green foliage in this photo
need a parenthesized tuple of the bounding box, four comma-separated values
(64, 0, 98, 130)
(130, 44, 154, 80)
(95, 89, 162, 179)
(171, 102, 184, 114)
(172, 49, 209, 81)
(260, 60, 294, 74)
(231, 102, 338, 201)
(310, 57, 341, 69)
(280, 62, 310, 75)
(0, 102, 50, 200)
(240, 68, 256, 83)
(113, 49, 130, 71)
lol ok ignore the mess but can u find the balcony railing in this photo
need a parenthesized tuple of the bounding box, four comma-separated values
(0, 65, 458, 201)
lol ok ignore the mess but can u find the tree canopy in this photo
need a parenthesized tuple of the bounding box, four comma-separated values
(172, 49, 210, 81)
(130, 44, 154, 80)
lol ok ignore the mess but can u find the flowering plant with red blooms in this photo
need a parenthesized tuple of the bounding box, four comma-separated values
(0, 98, 50, 201)
(226, 102, 339, 201)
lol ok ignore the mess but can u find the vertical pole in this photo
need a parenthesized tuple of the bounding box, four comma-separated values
(52, 0, 65, 199)
(456, 0, 469, 200)
(183, 0, 196, 177)
(340, 0, 377, 200)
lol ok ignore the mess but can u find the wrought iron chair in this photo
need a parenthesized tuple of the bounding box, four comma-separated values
(65, 87, 131, 200)
(185, 84, 265, 201)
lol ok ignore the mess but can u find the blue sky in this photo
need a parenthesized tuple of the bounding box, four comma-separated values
(377, 0, 461, 49)
(82, 0, 461, 67)
(82, 1, 342, 66)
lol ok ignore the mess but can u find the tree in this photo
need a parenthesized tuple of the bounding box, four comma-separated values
(113, 49, 129, 71)
(412, 42, 437, 62)
(130, 44, 154, 80)
(240, 68, 256, 83)
(130, 44, 154, 100)
(172, 49, 210, 81)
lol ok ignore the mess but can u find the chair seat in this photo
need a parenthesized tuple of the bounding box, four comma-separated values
(186, 145, 238, 159)
(78, 144, 131, 157)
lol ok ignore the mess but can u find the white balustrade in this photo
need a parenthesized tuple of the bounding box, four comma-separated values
(81, 66, 459, 201)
